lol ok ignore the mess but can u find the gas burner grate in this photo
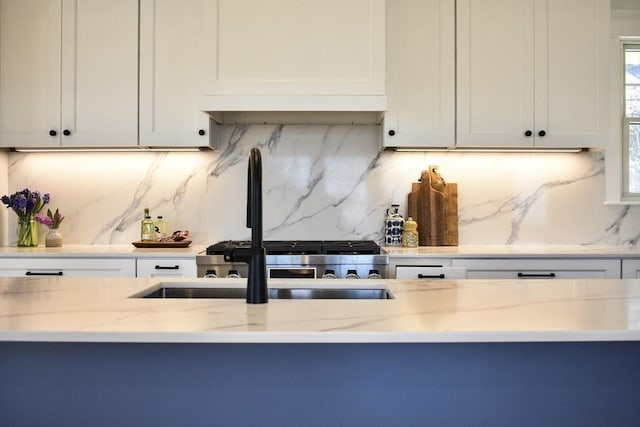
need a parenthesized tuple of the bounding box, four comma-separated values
(206, 240, 381, 255)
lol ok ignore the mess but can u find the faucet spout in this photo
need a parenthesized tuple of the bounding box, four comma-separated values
(245, 147, 268, 303)
(222, 148, 268, 303)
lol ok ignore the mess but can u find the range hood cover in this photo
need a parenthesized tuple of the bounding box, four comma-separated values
(200, 95, 387, 125)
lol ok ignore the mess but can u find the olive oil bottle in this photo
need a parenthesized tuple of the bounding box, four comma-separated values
(141, 208, 155, 242)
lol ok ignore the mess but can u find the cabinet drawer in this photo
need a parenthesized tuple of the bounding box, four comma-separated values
(396, 266, 466, 280)
(0, 258, 135, 277)
(452, 259, 620, 279)
(136, 258, 197, 278)
(622, 259, 640, 279)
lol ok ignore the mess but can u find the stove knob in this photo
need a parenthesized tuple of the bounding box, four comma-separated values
(322, 269, 337, 279)
(204, 269, 218, 278)
(367, 269, 382, 279)
(226, 269, 241, 278)
(344, 269, 360, 279)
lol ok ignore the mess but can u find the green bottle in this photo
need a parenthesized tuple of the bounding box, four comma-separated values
(141, 208, 155, 242)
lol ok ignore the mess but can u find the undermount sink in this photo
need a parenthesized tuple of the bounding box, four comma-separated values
(133, 283, 393, 300)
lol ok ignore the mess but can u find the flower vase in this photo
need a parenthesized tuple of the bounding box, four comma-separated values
(45, 228, 63, 247)
(17, 218, 38, 247)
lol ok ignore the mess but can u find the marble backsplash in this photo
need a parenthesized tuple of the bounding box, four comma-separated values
(4, 124, 640, 246)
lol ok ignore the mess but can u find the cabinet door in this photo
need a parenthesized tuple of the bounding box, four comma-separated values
(0, 0, 62, 148)
(139, 0, 213, 148)
(456, 0, 535, 147)
(136, 258, 197, 278)
(457, 0, 609, 149)
(383, 0, 455, 148)
(60, 0, 138, 147)
(533, 0, 609, 148)
(0, 258, 136, 277)
(202, 0, 385, 96)
(452, 258, 621, 279)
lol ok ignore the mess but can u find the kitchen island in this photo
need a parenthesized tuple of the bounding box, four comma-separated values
(2, 276, 640, 425)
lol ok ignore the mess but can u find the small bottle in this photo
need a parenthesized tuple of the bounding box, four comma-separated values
(141, 208, 155, 242)
(154, 215, 167, 240)
(402, 217, 419, 248)
(344, 269, 360, 279)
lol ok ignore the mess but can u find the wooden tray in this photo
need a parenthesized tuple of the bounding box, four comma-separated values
(131, 240, 192, 248)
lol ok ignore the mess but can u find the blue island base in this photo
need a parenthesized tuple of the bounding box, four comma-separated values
(1, 341, 640, 426)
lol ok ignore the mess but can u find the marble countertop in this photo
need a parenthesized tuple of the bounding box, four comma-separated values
(2, 275, 640, 344)
(384, 244, 640, 258)
(0, 244, 207, 258)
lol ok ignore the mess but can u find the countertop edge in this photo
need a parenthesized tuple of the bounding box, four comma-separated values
(3, 330, 640, 344)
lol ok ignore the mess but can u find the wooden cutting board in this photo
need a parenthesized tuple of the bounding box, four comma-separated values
(407, 166, 458, 246)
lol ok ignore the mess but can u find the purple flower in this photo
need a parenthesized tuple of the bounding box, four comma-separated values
(1, 188, 51, 221)
(34, 213, 53, 228)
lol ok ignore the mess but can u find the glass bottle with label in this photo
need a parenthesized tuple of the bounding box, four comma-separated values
(402, 217, 419, 248)
(141, 208, 155, 242)
(154, 215, 166, 240)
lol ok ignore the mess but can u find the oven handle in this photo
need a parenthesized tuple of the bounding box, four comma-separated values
(268, 267, 317, 279)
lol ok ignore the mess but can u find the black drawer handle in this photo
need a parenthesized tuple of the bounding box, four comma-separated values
(517, 272, 556, 278)
(26, 271, 63, 276)
(418, 273, 446, 279)
(154, 265, 180, 270)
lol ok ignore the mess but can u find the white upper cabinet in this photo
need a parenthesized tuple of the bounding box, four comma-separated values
(139, 0, 214, 148)
(456, 0, 610, 148)
(0, 0, 61, 148)
(201, 0, 385, 98)
(0, 0, 138, 148)
(383, 0, 455, 148)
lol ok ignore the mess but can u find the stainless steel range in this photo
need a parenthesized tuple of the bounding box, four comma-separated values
(196, 240, 388, 279)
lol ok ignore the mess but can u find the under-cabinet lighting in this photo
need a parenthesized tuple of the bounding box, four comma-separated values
(12, 147, 210, 153)
(392, 147, 586, 153)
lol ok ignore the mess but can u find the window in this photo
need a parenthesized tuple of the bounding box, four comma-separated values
(623, 42, 640, 198)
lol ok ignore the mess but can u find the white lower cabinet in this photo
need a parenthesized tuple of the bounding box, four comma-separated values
(452, 259, 621, 279)
(0, 258, 136, 277)
(136, 258, 197, 278)
(395, 266, 466, 280)
(622, 260, 640, 279)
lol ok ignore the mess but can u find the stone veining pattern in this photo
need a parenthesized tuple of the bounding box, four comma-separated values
(6, 124, 640, 245)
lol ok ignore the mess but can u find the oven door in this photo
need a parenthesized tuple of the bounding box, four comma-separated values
(268, 267, 317, 279)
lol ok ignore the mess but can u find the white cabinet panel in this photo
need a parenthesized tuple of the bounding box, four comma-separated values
(622, 260, 640, 279)
(136, 258, 197, 278)
(456, 0, 609, 148)
(0, 0, 61, 147)
(139, 0, 214, 148)
(202, 0, 385, 96)
(396, 265, 466, 280)
(452, 258, 621, 279)
(0, 258, 136, 277)
(383, 0, 455, 148)
(0, 0, 138, 148)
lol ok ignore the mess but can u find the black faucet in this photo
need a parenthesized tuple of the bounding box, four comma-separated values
(223, 148, 268, 304)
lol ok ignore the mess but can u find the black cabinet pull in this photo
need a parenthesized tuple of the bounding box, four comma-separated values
(49, 130, 57, 136)
(63, 129, 71, 136)
(198, 129, 206, 136)
(25, 271, 63, 276)
(418, 273, 446, 279)
(154, 265, 180, 270)
(524, 130, 533, 137)
(517, 272, 556, 278)
(538, 130, 546, 137)
(388, 129, 396, 136)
